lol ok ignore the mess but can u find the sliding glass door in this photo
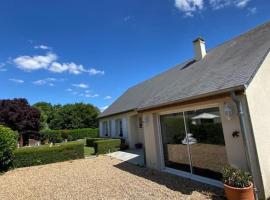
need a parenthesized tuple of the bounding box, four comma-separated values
(160, 107, 228, 181)
(160, 113, 191, 173)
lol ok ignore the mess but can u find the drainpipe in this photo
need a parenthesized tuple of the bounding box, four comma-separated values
(230, 91, 259, 200)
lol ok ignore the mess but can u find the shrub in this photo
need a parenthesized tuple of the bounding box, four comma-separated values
(0, 125, 18, 172)
(222, 166, 252, 188)
(86, 138, 107, 147)
(13, 141, 84, 168)
(40, 128, 99, 143)
(94, 139, 121, 154)
(68, 128, 99, 141)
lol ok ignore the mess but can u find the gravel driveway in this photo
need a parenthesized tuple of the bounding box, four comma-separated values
(0, 156, 225, 200)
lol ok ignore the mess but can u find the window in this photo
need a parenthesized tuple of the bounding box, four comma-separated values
(115, 119, 123, 137)
(160, 107, 228, 180)
(138, 117, 143, 128)
(108, 120, 112, 136)
(102, 121, 109, 136)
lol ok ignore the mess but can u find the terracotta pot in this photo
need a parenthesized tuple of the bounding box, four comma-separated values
(224, 182, 255, 200)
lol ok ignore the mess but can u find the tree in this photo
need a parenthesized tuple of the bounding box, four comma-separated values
(33, 102, 53, 130)
(48, 103, 100, 130)
(0, 99, 40, 145)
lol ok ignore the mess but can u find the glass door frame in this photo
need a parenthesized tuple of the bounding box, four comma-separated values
(156, 103, 226, 186)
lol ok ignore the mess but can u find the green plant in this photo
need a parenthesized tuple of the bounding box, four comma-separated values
(222, 166, 252, 188)
(13, 141, 84, 168)
(93, 139, 121, 154)
(68, 128, 99, 141)
(86, 138, 106, 147)
(84, 146, 95, 156)
(40, 128, 99, 143)
(0, 125, 18, 172)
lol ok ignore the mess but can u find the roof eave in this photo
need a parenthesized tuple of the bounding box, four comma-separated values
(97, 109, 136, 119)
(137, 85, 246, 112)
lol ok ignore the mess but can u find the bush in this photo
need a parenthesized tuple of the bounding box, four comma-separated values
(94, 139, 121, 154)
(0, 125, 18, 172)
(40, 128, 99, 143)
(86, 138, 107, 147)
(222, 166, 252, 188)
(68, 128, 99, 141)
(13, 141, 84, 168)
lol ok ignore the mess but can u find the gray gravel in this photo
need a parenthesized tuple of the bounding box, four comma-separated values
(0, 156, 225, 200)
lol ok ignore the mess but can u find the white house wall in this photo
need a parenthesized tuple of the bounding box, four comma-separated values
(142, 96, 249, 172)
(246, 51, 270, 199)
(99, 111, 137, 143)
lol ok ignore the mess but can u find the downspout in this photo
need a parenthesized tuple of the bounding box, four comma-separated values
(230, 91, 259, 200)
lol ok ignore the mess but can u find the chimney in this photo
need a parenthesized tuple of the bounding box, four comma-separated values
(193, 37, 206, 61)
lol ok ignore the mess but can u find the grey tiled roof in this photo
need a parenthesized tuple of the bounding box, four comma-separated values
(99, 21, 270, 118)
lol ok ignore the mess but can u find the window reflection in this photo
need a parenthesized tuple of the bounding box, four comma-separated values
(160, 113, 191, 173)
(160, 107, 229, 180)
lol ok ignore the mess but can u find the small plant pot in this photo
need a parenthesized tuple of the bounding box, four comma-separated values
(224, 182, 254, 200)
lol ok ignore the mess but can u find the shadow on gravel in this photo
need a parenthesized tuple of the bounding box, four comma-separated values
(114, 161, 226, 200)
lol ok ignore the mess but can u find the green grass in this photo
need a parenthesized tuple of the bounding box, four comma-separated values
(84, 146, 95, 156)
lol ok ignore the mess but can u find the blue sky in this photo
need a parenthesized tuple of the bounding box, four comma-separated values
(0, 0, 269, 111)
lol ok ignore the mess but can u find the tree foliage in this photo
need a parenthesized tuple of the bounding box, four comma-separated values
(34, 102, 100, 130)
(0, 99, 40, 136)
(33, 102, 53, 130)
(0, 125, 18, 171)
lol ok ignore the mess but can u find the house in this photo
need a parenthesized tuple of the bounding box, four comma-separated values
(98, 21, 270, 199)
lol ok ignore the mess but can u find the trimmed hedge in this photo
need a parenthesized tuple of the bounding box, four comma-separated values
(40, 128, 99, 143)
(94, 139, 121, 154)
(13, 141, 84, 168)
(86, 138, 106, 147)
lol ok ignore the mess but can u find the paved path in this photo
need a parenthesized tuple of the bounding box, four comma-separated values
(107, 149, 145, 166)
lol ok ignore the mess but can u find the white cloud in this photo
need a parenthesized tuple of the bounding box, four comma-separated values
(175, 0, 252, 15)
(88, 68, 105, 75)
(104, 96, 112, 100)
(209, 0, 231, 9)
(124, 16, 131, 22)
(9, 78, 24, 84)
(34, 45, 50, 50)
(13, 53, 57, 71)
(66, 88, 73, 92)
(33, 77, 62, 86)
(0, 63, 7, 72)
(100, 105, 109, 112)
(72, 83, 89, 89)
(248, 7, 257, 15)
(235, 0, 250, 8)
(175, 0, 204, 16)
(49, 62, 88, 74)
(13, 50, 105, 75)
(209, 0, 250, 9)
(85, 94, 99, 98)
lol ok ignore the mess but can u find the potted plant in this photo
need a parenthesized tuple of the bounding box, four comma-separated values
(222, 166, 254, 200)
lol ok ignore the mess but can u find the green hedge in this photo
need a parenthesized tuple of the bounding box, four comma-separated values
(13, 141, 84, 168)
(86, 138, 107, 147)
(40, 128, 99, 143)
(94, 139, 121, 154)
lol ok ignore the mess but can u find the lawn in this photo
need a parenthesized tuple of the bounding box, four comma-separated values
(0, 156, 225, 200)
(84, 146, 94, 156)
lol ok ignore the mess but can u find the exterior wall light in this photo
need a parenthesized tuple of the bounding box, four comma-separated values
(224, 102, 234, 120)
